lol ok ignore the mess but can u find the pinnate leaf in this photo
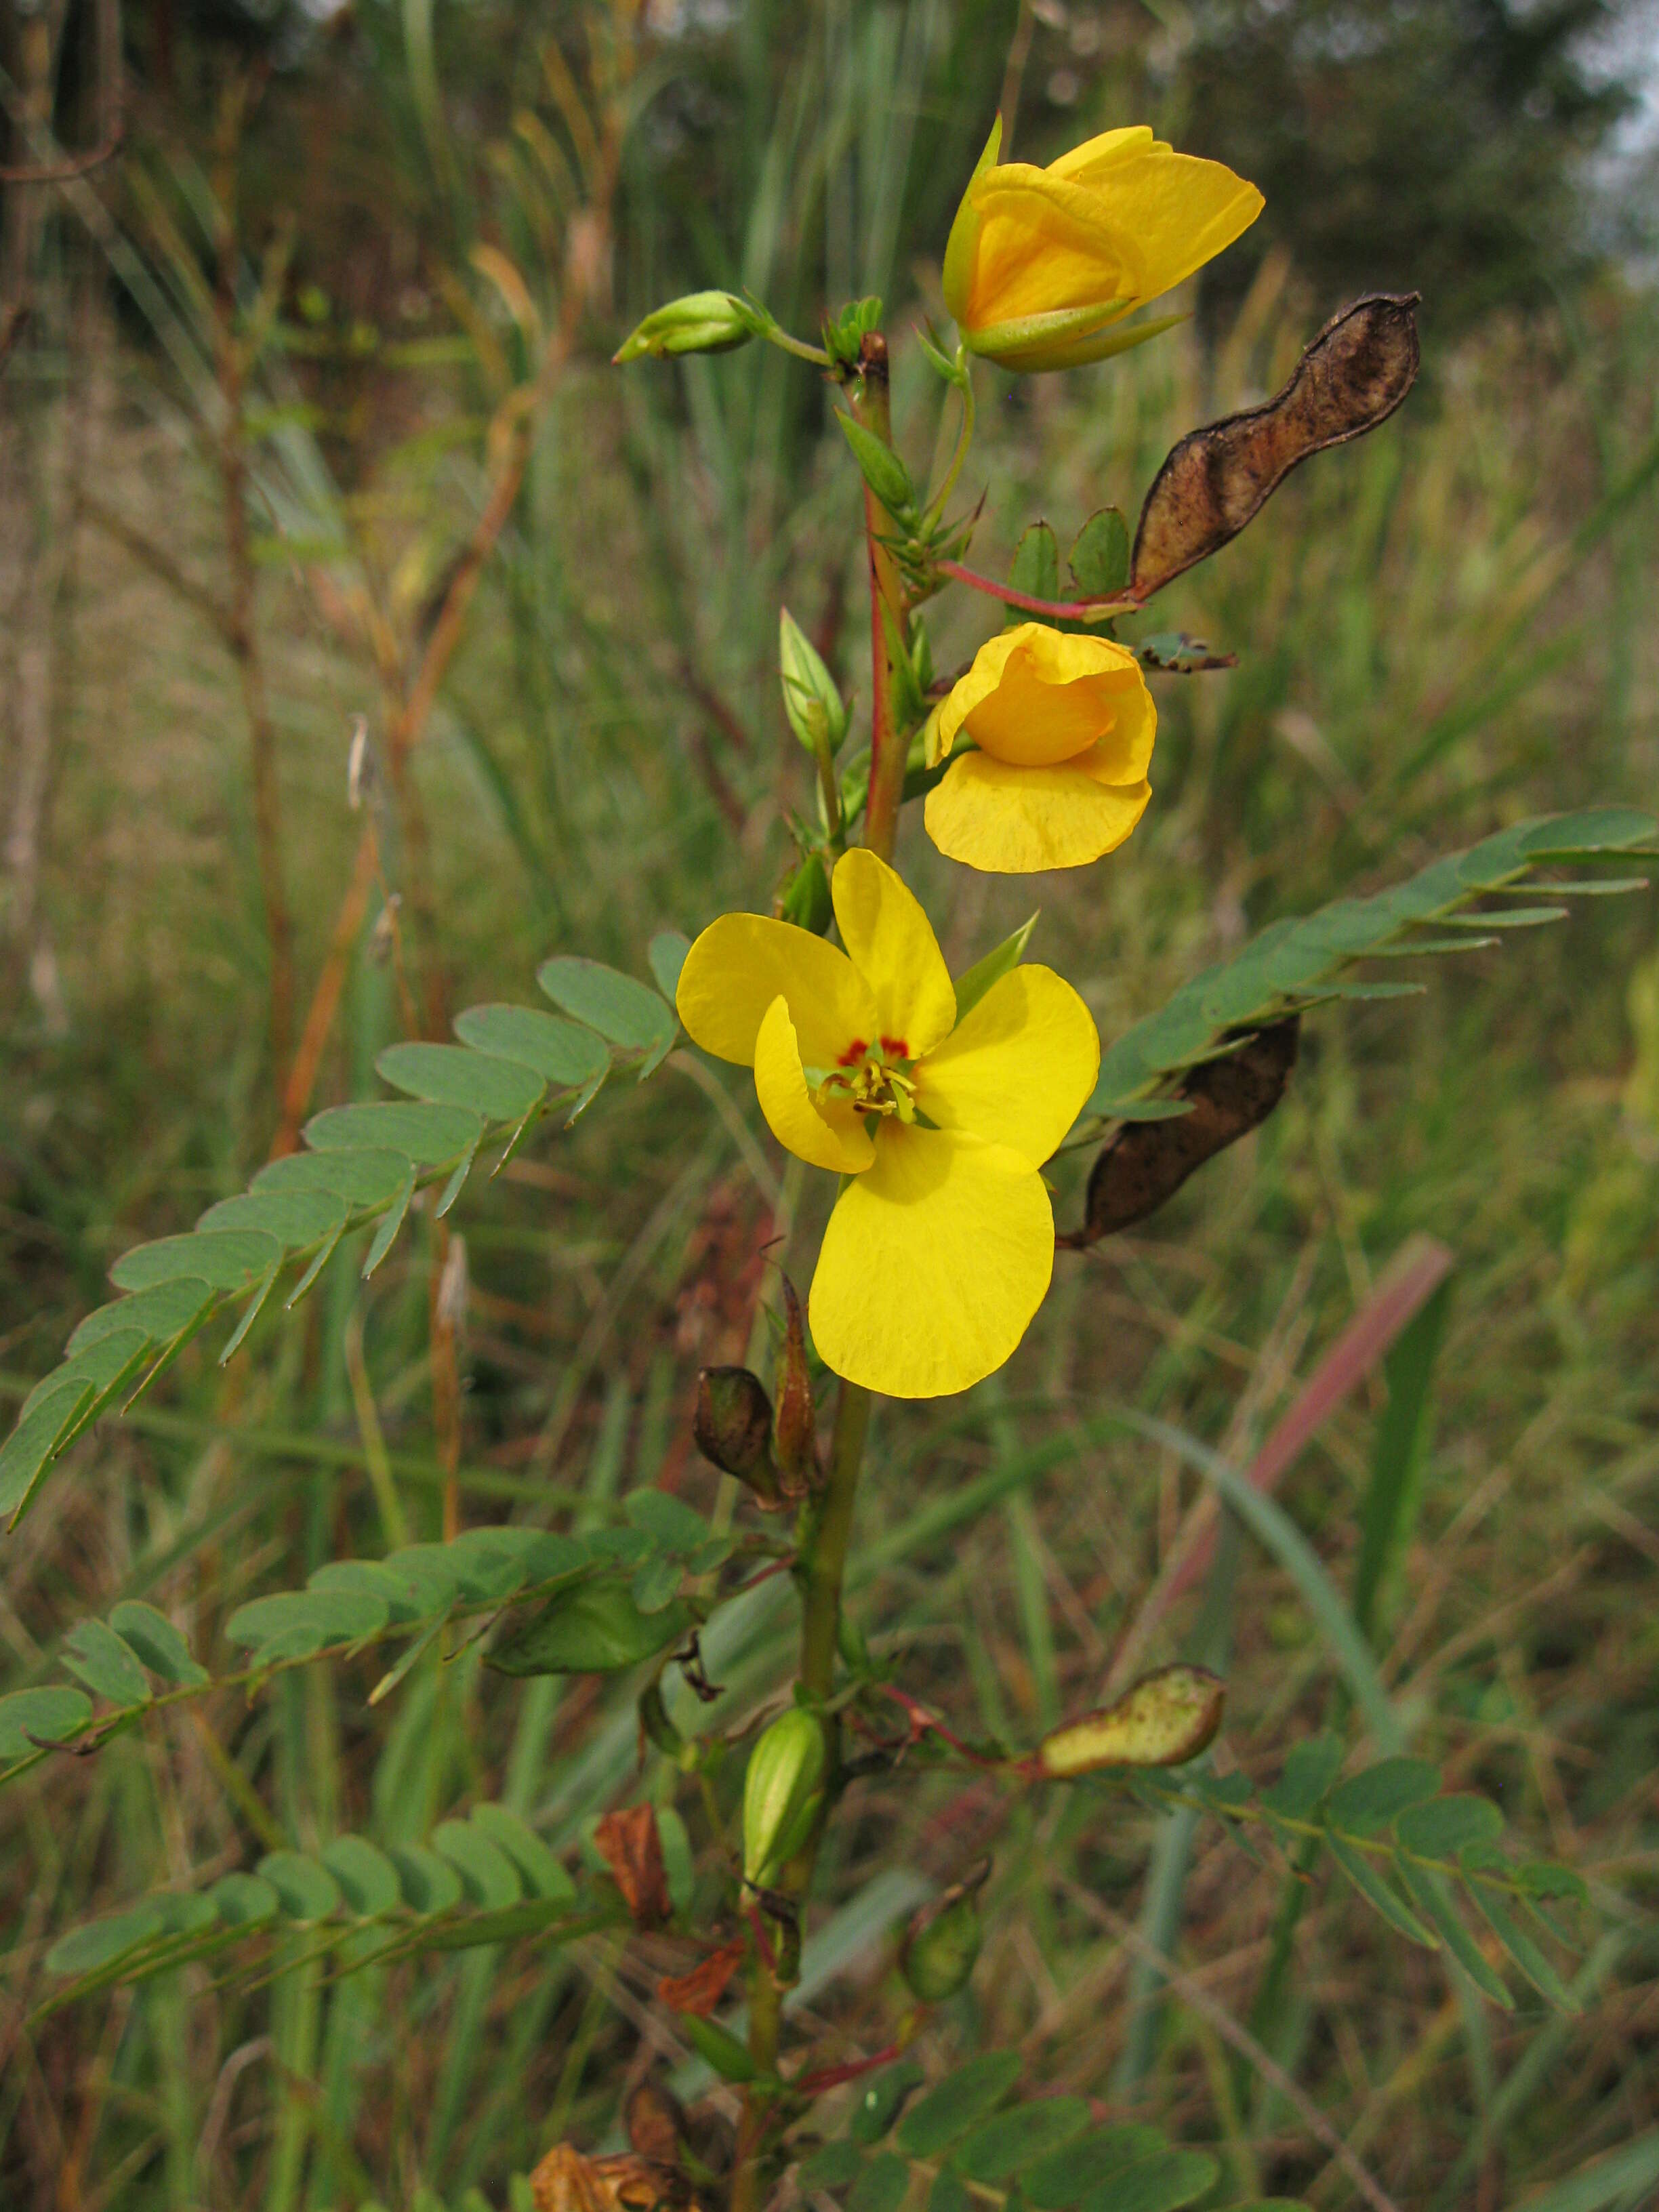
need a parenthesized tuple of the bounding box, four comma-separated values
(377, 1042, 545, 1121)
(453, 1002, 609, 1090)
(896, 2053, 1022, 2157)
(1324, 1758, 1441, 1836)
(0, 1685, 93, 1759)
(954, 2098, 1091, 2180)
(62, 1620, 152, 1707)
(257, 1851, 342, 1921)
(537, 956, 675, 1064)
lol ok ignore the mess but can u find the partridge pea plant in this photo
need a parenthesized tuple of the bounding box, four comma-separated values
(5, 112, 1656, 2212)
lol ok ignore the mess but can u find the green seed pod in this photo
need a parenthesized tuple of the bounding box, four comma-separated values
(901, 1892, 982, 2003)
(613, 291, 763, 364)
(899, 1856, 989, 2003)
(742, 1706, 828, 1889)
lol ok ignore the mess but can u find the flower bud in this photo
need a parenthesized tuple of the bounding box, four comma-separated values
(613, 291, 764, 364)
(900, 1886, 983, 2004)
(742, 1706, 828, 1888)
(693, 1367, 781, 1504)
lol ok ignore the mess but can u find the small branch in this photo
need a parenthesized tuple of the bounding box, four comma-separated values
(936, 559, 1141, 625)
(269, 821, 380, 1157)
(80, 493, 232, 638)
(0, 124, 123, 184)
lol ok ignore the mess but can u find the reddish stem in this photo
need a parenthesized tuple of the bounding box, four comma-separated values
(791, 2043, 904, 2097)
(937, 558, 1142, 623)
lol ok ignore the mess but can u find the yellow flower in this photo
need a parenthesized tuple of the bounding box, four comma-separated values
(943, 118, 1263, 373)
(924, 623, 1156, 874)
(676, 850, 1099, 1399)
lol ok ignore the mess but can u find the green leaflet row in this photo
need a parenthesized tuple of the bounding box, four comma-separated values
(806, 2051, 1311, 2212)
(0, 943, 687, 1531)
(37, 1797, 594, 2018)
(0, 1490, 731, 1790)
(1082, 806, 1658, 1124)
(1130, 1743, 1587, 2011)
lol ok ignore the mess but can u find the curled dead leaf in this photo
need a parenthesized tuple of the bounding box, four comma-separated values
(1062, 1018, 1299, 1250)
(530, 2146, 691, 2212)
(594, 1803, 671, 1930)
(1038, 1664, 1225, 1778)
(656, 1938, 746, 2018)
(625, 2079, 690, 2167)
(1131, 295, 1420, 598)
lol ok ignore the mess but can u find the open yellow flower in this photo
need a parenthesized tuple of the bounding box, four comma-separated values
(943, 118, 1263, 373)
(676, 850, 1099, 1399)
(924, 622, 1156, 874)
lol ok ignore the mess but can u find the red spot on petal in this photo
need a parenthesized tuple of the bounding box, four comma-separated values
(837, 1038, 869, 1067)
(880, 1036, 909, 1061)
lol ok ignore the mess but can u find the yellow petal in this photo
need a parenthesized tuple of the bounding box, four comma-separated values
(753, 996, 876, 1174)
(1079, 150, 1263, 304)
(1046, 125, 1166, 185)
(960, 626, 1149, 770)
(933, 626, 1027, 756)
(965, 167, 1143, 326)
(918, 966, 1099, 1167)
(809, 1128, 1054, 1398)
(677, 913, 876, 1069)
(924, 753, 1152, 874)
(830, 849, 956, 1061)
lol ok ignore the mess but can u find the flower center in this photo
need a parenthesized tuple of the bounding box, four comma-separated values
(817, 1036, 918, 1124)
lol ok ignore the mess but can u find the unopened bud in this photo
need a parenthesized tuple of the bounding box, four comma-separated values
(693, 1367, 780, 1504)
(900, 1864, 988, 2004)
(742, 1706, 827, 1888)
(613, 291, 763, 365)
(773, 1278, 818, 1497)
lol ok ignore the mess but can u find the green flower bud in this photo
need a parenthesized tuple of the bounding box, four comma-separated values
(742, 1706, 827, 1888)
(613, 291, 764, 365)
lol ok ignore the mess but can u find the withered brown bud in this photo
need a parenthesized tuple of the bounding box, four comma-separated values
(693, 1367, 780, 1503)
(594, 1804, 671, 1930)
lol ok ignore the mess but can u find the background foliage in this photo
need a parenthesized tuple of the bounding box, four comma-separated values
(1, 0, 1658, 2206)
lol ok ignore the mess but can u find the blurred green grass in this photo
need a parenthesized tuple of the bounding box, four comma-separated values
(2, 1, 1658, 2205)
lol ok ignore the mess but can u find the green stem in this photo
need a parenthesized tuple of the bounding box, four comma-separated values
(798, 1379, 873, 1699)
(922, 365, 975, 532)
(733, 1376, 874, 2208)
(852, 332, 909, 865)
(733, 332, 901, 2199)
